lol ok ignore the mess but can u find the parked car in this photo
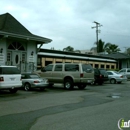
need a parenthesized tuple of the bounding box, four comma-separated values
(107, 71, 127, 84)
(21, 72, 49, 91)
(38, 63, 94, 90)
(93, 68, 109, 85)
(0, 65, 22, 93)
(118, 68, 130, 79)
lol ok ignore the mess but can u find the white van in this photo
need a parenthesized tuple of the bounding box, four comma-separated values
(0, 66, 22, 93)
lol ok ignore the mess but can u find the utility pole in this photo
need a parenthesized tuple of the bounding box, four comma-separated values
(92, 21, 102, 53)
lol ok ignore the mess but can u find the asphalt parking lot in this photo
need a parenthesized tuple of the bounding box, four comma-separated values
(0, 81, 130, 130)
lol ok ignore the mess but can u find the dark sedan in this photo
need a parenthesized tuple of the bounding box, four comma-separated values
(93, 68, 109, 85)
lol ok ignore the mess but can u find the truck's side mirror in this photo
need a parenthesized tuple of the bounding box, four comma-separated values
(41, 67, 46, 72)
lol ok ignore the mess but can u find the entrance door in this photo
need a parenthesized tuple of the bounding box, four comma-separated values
(12, 51, 21, 66)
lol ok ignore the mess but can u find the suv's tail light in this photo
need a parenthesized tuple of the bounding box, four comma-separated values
(0, 77, 4, 82)
(34, 80, 40, 83)
(80, 73, 84, 78)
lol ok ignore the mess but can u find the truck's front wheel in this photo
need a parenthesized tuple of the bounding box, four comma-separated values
(64, 79, 74, 90)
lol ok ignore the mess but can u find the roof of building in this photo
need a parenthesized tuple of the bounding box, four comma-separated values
(99, 52, 130, 60)
(38, 49, 116, 63)
(0, 13, 52, 43)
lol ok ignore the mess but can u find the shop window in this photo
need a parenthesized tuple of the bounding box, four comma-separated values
(95, 64, 99, 68)
(56, 61, 62, 63)
(111, 65, 114, 69)
(106, 65, 110, 69)
(45, 61, 52, 66)
(101, 64, 104, 68)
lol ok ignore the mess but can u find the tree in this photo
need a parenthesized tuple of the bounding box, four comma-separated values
(92, 39, 121, 54)
(94, 39, 109, 53)
(98, 39, 106, 53)
(98, 39, 103, 52)
(63, 46, 74, 52)
(105, 43, 121, 54)
(63, 46, 81, 53)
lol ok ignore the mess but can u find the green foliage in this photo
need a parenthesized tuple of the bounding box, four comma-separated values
(98, 39, 105, 53)
(63, 46, 81, 53)
(95, 39, 121, 54)
(105, 43, 121, 54)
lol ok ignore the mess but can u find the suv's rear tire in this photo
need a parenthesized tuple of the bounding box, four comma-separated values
(64, 79, 74, 90)
(78, 84, 86, 90)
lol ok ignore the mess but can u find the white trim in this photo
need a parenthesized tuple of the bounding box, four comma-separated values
(38, 52, 116, 62)
(0, 31, 52, 43)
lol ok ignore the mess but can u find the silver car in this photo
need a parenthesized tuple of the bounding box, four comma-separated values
(107, 71, 127, 84)
(21, 73, 49, 91)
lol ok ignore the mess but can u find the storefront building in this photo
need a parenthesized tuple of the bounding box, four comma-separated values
(0, 13, 52, 72)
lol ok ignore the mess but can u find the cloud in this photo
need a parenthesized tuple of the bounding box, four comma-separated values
(0, 0, 130, 51)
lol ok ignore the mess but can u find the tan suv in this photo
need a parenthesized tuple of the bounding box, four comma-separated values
(38, 63, 94, 90)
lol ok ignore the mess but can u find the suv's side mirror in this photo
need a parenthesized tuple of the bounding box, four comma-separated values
(41, 67, 46, 72)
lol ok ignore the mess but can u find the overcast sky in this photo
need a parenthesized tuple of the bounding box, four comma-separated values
(1, 0, 130, 52)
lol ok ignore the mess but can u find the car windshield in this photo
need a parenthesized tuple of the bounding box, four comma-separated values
(114, 71, 119, 74)
(99, 69, 107, 75)
(29, 74, 39, 78)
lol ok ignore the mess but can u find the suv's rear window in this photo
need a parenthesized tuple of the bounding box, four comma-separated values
(0, 67, 20, 74)
(82, 64, 93, 72)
